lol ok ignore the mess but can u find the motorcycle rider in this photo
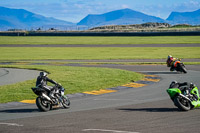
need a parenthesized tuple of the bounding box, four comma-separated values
(166, 55, 180, 71)
(169, 81, 198, 100)
(169, 81, 188, 89)
(36, 72, 58, 98)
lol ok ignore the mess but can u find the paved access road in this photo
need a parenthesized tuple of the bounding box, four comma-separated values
(0, 65, 200, 133)
(0, 68, 39, 86)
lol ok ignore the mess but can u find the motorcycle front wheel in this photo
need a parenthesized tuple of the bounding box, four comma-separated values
(178, 63, 187, 73)
(174, 96, 191, 111)
(36, 97, 51, 112)
(61, 95, 70, 108)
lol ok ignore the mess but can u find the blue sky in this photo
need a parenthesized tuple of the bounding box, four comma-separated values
(0, 0, 200, 23)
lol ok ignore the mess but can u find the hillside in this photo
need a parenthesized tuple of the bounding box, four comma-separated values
(0, 6, 74, 30)
(0, 6, 200, 31)
(77, 8, 165, 27)
(167, 9, 200, 25)
(89, 23, 200, 32)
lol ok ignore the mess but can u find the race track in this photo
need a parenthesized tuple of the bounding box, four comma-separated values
(0, 65, 200, 133)
(0, 42, 200, 133)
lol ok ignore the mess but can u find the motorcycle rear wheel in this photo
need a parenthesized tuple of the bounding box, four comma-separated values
(174, 96, 191, 111)
(36, 97, 51, 112)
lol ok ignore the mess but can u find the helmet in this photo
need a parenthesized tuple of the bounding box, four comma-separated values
(169, 80, 178, 88)
(171, 80, 178, 84)
(40, 72, 47, 77)
(167, 55, 172, 60)
(189, 83, 195, 89)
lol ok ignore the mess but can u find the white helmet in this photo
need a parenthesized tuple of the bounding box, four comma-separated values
(167, 55, 172, 60)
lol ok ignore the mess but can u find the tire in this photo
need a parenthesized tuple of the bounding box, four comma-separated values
(179, 64, 187, 73)
(61, 96, 70, 108)
(174, 96, 191, 111)
(36, 97, 51, 112)
(181, 66, 187, 73)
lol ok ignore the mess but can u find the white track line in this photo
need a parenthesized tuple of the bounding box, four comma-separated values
(82, 129, 139, 133)
(0, 122, 23, 127)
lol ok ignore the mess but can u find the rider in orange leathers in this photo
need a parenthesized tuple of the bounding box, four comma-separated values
(166, 55, 180, 71)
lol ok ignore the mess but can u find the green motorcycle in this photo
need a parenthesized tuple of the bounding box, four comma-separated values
(167, 82, 200, 111)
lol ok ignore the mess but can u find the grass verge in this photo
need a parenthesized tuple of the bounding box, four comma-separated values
(0, 36, 200, 45)
(1, 61, 200, 66)
(0, 47, 200, 60)
(0, 65, 143, 103)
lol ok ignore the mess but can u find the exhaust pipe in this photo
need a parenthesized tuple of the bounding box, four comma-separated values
(178, 93, 191, 102)
(42, 93, 52, 102)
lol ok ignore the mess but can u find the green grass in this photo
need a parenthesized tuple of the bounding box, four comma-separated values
(0, 65, 143, 103)
(0, 47, 200, 61)
(170, 25, 200, 28)
(1, 61, 200, 66)
(0, 36, 200, 44)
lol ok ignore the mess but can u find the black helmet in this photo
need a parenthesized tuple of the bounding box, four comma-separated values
(40, 72, 47, 77)
(171, 80, 178, 84)
(169, 80, 178, 88)
(190, 83, 195, 89)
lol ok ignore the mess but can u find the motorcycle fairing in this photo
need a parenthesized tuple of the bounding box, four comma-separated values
(190, 87, 200, 108)
(167, 88, 182, 99)
(173, 61, 181, 68)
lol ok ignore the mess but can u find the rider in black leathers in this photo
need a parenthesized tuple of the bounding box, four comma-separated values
(169, 81, 198, 100)
(36, 72, 58, 98)
(169, 81, 188, 89)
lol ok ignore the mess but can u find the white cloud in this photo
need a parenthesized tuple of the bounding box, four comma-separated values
(174, 0, 200, 12)
(122, 4, 129, 9)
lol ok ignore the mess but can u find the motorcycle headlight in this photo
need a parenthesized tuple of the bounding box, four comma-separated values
(61, 91, 64, 95)
(61, 87, 65, 91)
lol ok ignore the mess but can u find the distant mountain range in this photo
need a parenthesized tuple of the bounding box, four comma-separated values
(0, 6, 199, 30)
(166, 9, 200, 25)
(0, 6, 74, 30)
(77, 8, 166, 26)
(78, 8, 200, 26)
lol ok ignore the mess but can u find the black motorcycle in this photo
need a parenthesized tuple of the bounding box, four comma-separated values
(32, 84, 70, 112)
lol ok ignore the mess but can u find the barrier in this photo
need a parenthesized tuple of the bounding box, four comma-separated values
(0, 31, 200, 36)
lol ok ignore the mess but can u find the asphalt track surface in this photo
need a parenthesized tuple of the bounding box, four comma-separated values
(0, 65, 200, 133)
